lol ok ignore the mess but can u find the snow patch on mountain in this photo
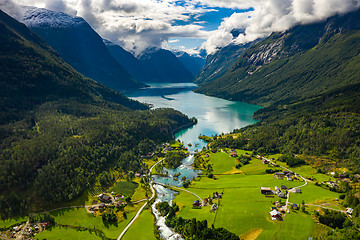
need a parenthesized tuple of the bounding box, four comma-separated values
(22, 7, 86, 29)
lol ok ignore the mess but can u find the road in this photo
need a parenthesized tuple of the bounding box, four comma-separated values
(304, 204, 346, 213)
(264, 157, 308, 213)
(117, 158, 165, 240)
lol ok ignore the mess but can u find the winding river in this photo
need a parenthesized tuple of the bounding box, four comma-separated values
(127, 83, 261, 239)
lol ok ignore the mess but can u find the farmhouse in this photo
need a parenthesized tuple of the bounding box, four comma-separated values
(281, 185, 287, 190)
(262, 159, 269, 164)
(270, 210, 282, 220)
(274, 172, 285, 179)
(277, 191, 286, 198)
(326, 181, 339, 188)
(292, 203, 299, 210)
(347, 208, 353, 215)
(260, 187, 272, 195)
(193, 200, 201, 208)
(211, 203, 218, 212)
(230, 152, 238, 157)
(116, 200, 123, 207)
(213, 192, 222, 199)
(295, 189, 302, 193)
(99, 193, 112, 203)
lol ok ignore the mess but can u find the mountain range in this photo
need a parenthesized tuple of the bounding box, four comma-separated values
(22, 7, 143, 91)
(195, 9, 360, 107)
(22, 7, 197, 89)
(173, 49, 206, 77)
(137, 47, 194, 83)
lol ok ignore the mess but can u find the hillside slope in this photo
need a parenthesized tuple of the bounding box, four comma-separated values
(195, 9, 360, 106)
(195, 42, 255, 84)
(22, 7, 143, 91)
(104, 39, 150, 83)
(0, 10, 192, 217)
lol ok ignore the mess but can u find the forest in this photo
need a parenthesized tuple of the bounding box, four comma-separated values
(0, 10, 193, 218)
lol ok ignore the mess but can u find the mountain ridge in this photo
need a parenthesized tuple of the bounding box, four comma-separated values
(22, 7, 143, 91)
(195, 9, 360, 106)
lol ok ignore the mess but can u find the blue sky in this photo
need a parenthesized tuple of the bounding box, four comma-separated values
(168, 6, 254, 50)
(10, 0, 360, 55)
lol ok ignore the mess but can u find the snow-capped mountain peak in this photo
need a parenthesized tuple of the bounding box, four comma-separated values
(22, 7, 86, 29)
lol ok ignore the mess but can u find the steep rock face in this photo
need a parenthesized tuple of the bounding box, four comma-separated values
(195, 9, 360, 106)
(173, 50, 206, 77)
(195, 42, 255, 84)
(138, 48, 194, 83)
(104, 39, 150, 83)
(22, 7, 143, 91)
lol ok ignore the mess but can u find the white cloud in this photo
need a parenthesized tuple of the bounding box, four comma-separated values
(203, 0, 360, 54)
(5, 0, 360, 55)
(0, 0, 25, 20)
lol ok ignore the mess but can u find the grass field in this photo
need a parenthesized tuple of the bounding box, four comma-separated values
(122, 209, 156, 240)
(274, 211, 314, 240)
(173, 151, 342, 240)
(289, 183, 340, 205)
(35, 225, 102, 240)
(0, 216, 27, 228)
(111, 181, 139, 197)
(48, 204, 141, 239)
(209, 152, 237, 174)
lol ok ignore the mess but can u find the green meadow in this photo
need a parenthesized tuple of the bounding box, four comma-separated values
(173, 153, 343, 239)
(123, 209, 156, 240)
(42, 203, 141, 239)
(0, 216, 27, 228)
(35, 226, 102, 240)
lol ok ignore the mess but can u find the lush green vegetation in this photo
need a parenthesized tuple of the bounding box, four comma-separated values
(195, 9, 360, 175)
(195, 42, 255, 84)
(161, 201, 240, 240)
(164, 151, 187, 169)
(0, 10, 192, 218)
(36, 225, 103, 240)
(122, 210, 156, 240)
(318, 209, 348, 229)
(167, 217, 239, 240)
(173, 152, 348, 239)
(110, 181, 139, 197)
(278, 154, 306, 167)
(196, 10, 360, 107)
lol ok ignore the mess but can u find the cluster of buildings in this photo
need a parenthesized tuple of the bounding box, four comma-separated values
(274, 171, 296, 181)
(10, 221, 51, 239)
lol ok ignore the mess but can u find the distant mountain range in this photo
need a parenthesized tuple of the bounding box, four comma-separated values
(195, 9, 360, 106)
(173, 50, 206, 77)
(137, 47, 194, 83)
(21, 7, 198, 89)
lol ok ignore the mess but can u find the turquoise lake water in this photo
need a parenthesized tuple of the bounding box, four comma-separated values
(127, 82, 261, 239)
(127, 83, 261, 152)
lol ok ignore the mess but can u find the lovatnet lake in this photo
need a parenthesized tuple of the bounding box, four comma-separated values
(127, 83, 262, 151)
(127, 83, 262, 240)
